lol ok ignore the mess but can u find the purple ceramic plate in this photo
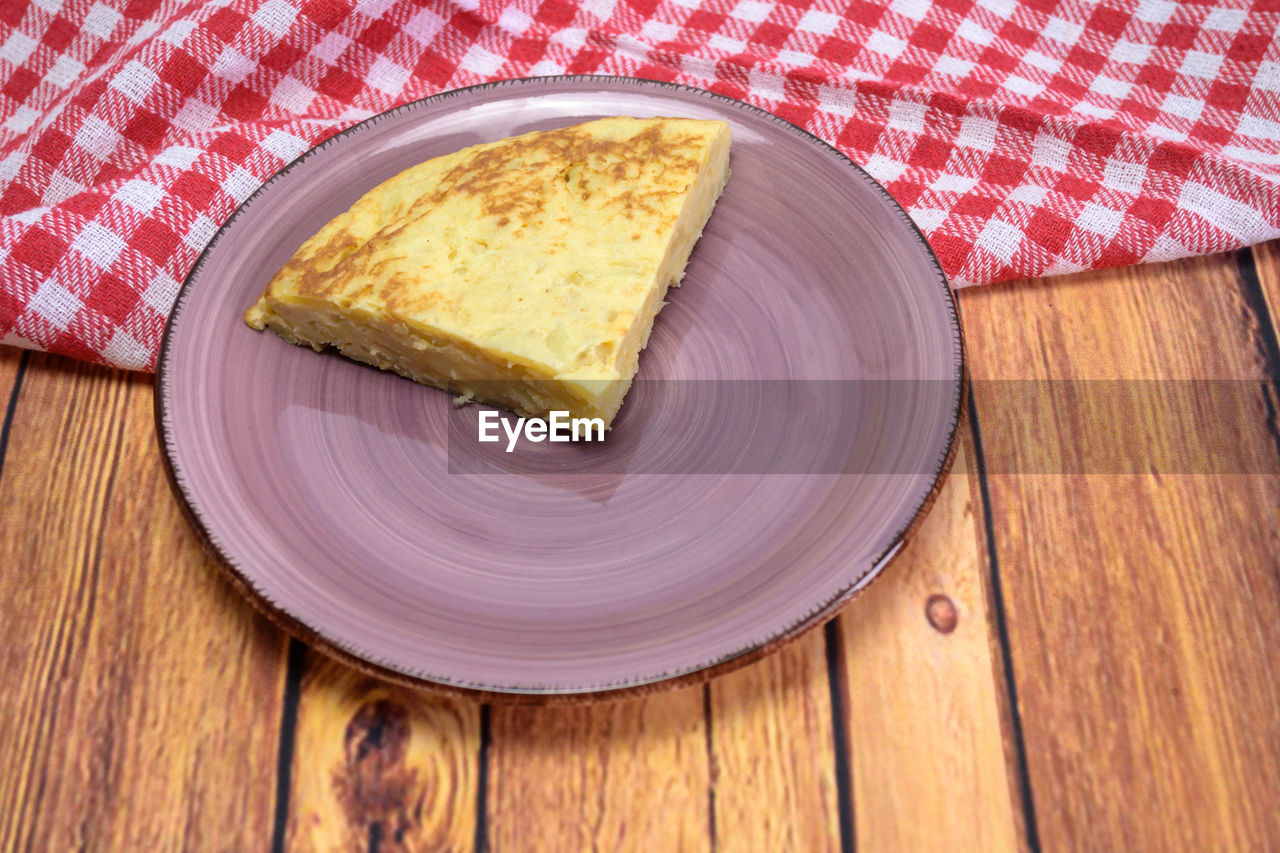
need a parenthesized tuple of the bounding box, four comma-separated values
(157, 76, 962, 696)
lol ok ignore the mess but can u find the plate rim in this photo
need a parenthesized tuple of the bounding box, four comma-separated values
(154, 73, 966, 700)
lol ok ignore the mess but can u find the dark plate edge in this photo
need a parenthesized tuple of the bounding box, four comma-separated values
(153, 73, 966, 701)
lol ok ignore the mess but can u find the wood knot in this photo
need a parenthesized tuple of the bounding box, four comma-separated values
(345, 698, 410, 765)
(925, 594, 958, 634)
(333, 698, 422, 850)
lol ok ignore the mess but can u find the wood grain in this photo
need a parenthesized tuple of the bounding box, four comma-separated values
(1253, 240, 1280, 305)
(958, 253, 1280, 850)
(286, 654, 481, 852)
(0, 347, 22, 413)
(836, 441, 1024, 852)
(1250, 240, 1280, 375)
(0, 353, 290, 851)
(487, 686, 711, 851)
(708, 630, 841, 853)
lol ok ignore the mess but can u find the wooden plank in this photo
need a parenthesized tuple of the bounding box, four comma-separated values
(487, 687, 711, 851)
(286, 655, 480, 852)
(1250, 240, 1280, 366)
(958, 253, 1280, 850)
(837, 441, 1024, 852)
(0, 347, 22, 406)
(708, 631, 841, 853)
(0, 353, 290, 850)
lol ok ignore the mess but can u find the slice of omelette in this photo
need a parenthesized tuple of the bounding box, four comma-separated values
(245, 116, 732, 428)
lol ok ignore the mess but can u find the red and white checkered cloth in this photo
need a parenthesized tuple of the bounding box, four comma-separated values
(1, 0, 1278, 370)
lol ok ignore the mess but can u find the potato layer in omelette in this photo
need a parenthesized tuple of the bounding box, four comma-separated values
(244, 116, 732, 428)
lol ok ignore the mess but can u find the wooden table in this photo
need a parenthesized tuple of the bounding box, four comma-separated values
(2, 244, 1278, 852)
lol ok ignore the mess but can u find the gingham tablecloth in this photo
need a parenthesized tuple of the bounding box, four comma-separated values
(1, 0, 1277, 370)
